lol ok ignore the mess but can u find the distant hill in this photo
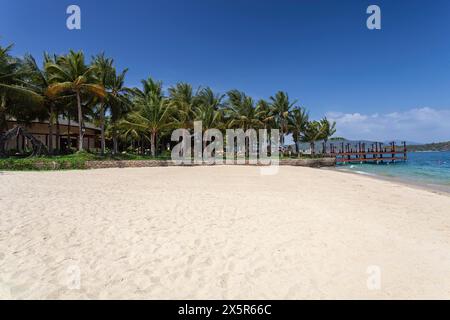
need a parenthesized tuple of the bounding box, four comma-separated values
(408, 141, 450, 152)
(329, 138, 423, 145)
(386, 140, 424, 146)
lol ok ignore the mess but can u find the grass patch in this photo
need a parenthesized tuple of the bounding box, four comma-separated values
(0, 152, 172, 171)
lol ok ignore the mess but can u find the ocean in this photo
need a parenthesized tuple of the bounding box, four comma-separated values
(336, 151, 450, 192)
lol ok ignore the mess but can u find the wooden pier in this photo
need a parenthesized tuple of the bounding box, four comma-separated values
(328, 141, 408, 164)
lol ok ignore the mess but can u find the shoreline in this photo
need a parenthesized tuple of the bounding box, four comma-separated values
(327, 166, 450, 196)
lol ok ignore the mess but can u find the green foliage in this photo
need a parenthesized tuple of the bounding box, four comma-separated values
(225, 90, 262, 130)
(0, 153, 94, 171)
(289, 107, 309, 145)
(1, 40, 338, 162)
(0, 152, 171, 171)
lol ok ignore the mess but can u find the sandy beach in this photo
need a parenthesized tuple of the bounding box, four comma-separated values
(1, 166, 450, 299)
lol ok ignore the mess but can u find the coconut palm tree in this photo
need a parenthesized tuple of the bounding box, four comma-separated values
(302, 121, 323, 155)
(289, 107, 309, 154)
(108, 68, 132, 154)
(168, 82, 197, 129)
(194, 87, 225, 130)
(1, 51, 79, 155)
(0, 44, 46, 133)
(92, 53, 114, 154)
(122, 80, 173, 156)
(0, 43, 19, 132)
(319, 117, 337, 154)
(19, 54, 59, 154)
(255, 99, 274, 130)
(225, 90, 263, 158)
(91, 55, 132, 155)
(226, 90, 263, 131)
(45, 50, 106, 151)
(269, 91, 297, 145)
(136, 77, 163, 100)
(19, 53, 80, 154)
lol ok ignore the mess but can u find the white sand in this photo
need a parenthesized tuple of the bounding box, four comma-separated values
(1, 166, 450, 299)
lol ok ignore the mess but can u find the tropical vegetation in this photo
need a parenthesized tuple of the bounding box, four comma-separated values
(0, 41, 337, 159)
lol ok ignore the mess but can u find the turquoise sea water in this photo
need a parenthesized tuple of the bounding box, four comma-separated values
(337, 151, 450, 191)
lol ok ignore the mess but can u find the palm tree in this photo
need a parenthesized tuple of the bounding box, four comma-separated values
(0, 44, 46, 134)
(289, 107, 309, 154)
(45, 50, 106, 151)
(194, 87, 225, 130)
(255, 99, 274, 130)
(302, 121, 322, 155)
(92, 54, 131, 155)
(168, 82, 196, 129)
(0, 43, 18, 131)
(319, 117, 337, 154)
(122, 80, 173, 156)
(117, 117, 144, 154)
(108, 68, 131, 154)
(226, 90, 263, 131)
(19, 53, 79, 155)
(92, 53, 114, 154)
(225, 90, 263, 158)
(133, 77, 164, 102)
(20, 54, 60, 154)
(269, 91, 296, 145)
(1, 50, 77, 156)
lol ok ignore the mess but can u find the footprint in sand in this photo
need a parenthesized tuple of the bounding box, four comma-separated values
(187, 255, 196, 265)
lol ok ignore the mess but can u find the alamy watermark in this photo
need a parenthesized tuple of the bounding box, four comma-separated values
(366, 265, 381, 290)
(171, 121, 280, 174)
(66, 5, 81, 30)
(65, 265, 81, 290)
(367, 5, 381, 30)
(66, 4, 381, 31)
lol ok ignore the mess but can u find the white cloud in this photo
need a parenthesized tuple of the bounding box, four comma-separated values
(326, 107, 450, 143)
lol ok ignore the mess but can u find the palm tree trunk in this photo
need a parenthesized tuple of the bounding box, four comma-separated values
(67, 113, 71, 152)
(268, 129, 272, 156)
(112, 135, 117, 155)
(150, 130, 156, 157)
(0, 97, 7, 156)
(112, 125, 118, 155)
(310, 142, 315, 155)
(48, 105, 54, 155)
(76, 91, 84, 152)
(0, 95, 7, 133)
(56, 115, 60, 154)
(100, 105, 106, 155)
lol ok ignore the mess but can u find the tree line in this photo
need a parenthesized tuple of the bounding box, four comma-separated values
(0, 42, 336, 157)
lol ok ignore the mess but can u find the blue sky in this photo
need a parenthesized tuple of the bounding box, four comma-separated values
(1, 0, 450, 142)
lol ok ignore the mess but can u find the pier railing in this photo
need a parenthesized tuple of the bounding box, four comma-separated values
(329, 141, 408, 164)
